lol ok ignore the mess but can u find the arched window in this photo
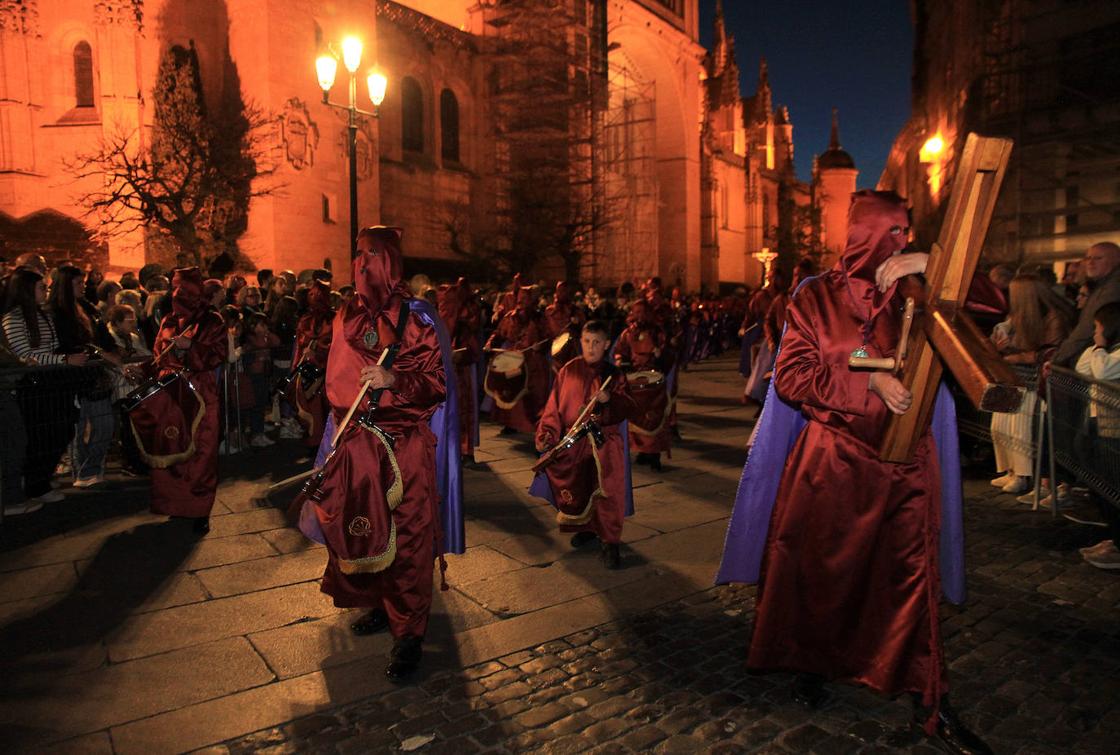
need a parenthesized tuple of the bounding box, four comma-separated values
(440, 89, 460, 163)
(401, 77, 424, 153)
(74, 41, 94, 108)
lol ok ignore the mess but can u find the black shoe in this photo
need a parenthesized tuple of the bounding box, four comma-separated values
(600, 542, 621, 570)
(351, 608, 390, 636)
(570, 531, 598, 548)
(649, 454, 663, 472)
(919, 701, 993, 755)
(791, 674, 830, 709)
(499, 427, 518, 436)
(385, 636, 423, 681)
(192, 517, 210, 535)
(634, 453, 651, 466)
(671, 427, 683, 440)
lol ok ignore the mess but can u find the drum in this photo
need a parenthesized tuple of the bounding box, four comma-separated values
(550, 332, 571, 358)
(491, 350, 526, 377)
(626, 370, 665, 388)
(125, 371, 205, 468)
(122, 371, 183, 413)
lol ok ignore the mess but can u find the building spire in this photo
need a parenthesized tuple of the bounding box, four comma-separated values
(830, 107, 841, 149)
(712, 0, 729, 73)
(755, 57, 771, 116)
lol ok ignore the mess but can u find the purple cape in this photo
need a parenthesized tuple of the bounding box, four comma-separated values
(312, 298, 465, 555)
(714, 314, 966, 605)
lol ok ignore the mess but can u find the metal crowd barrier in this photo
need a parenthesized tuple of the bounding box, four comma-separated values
(1046, 365, 1120, 511)
(0, 364, 100, 521)
(219, 363, 245, 455)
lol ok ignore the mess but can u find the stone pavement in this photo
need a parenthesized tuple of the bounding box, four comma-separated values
(1, 355, 1118, 754)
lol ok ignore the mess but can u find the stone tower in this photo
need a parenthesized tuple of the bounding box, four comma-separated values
(815, 107, 858, 267)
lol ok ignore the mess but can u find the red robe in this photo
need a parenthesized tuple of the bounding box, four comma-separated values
(749, 193, 947, 712)
(484, 310, 549, 434)
(535, 359, 635, 544)
(439, 282, 481, 458)
(613, 324, 671, 454)
(149, 310, 227, 518)
(318, 295, 446, 640)
(293, 296, 334, 448)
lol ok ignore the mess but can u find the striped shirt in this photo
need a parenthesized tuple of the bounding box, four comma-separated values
(1, 308, 67, 366)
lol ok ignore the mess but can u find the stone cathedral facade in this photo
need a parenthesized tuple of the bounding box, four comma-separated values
(1, 0, 853, 290)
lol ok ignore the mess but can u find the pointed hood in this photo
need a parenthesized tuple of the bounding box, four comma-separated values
(307, 279, 333, 318)
(352, 226, 407, 314)
(170, 267, 205, 325)
(835, 190, 910, 323)
(437, 280, 464, 334)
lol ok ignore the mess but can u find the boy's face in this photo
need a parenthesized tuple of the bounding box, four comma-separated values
(581, 331, 609, 364)
(1094, 320, 1106, 348)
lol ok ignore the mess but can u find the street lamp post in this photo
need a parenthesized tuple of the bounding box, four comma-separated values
(315, 37, 388, 257)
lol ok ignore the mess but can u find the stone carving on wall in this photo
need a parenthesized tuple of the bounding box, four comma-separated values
(280, 98, 319, 170)
(93, 0, 143, 31)
(0, 0, 40, 36)
(338, 121, 376, 181)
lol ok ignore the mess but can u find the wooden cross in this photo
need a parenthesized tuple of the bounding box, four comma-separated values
(857, 133, 1024, 463)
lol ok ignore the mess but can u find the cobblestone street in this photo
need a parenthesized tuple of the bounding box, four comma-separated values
(1, 356, 1118, 754)
(220, 480, 1120, 755)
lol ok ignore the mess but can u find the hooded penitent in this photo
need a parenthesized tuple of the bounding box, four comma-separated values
(716, 189, 964, 732)
(171, 267, 206, 326)
(836, 190, 910, 328)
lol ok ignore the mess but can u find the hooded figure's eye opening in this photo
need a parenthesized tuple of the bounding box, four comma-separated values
(889, 225, 907, 236)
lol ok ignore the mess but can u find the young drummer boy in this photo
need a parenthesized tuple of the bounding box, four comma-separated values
(532, 320, 637, 568)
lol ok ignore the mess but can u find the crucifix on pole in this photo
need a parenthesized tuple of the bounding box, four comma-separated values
(850, 133, 1023, 463)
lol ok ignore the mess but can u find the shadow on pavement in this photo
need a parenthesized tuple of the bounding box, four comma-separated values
(0, 518, 196, 676)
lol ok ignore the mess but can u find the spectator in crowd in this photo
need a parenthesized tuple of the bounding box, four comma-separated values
(14, 253, 47, 276)
(140, 275, 170, 348)
(225, 274, 248, 306)
(2, 268, 86, 506)
(989, 274, 1074, 494)
(0, 337, 31, 515)
(988, 264, 1014, 294)
(269, 294, 302, 439)
(1051, 242, 1120, 367)
(1076, 302, 1120, 570)
(241, 311, 279, 447)
(262, 276, 287, 316)
(1076, 282, 1092, 312)
(115, 289, 146, 342)
(83, 268, 103, 304)
(203, 278, 225, 310)
(256, 269, 274, 291)
(50, 265, 117, 487)
(95, 279, 122, 320)
(100, 303, 153, 476)
(119, 271, 142, 291)
(237, 285, 263, 316)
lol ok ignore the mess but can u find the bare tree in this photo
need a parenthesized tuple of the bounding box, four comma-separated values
(68, 42, 274, 269)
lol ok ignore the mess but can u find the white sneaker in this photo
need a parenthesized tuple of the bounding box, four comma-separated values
(33, 490, 65, 504)
(1078, 539, 1115, 558)
(3, 500, 44, 516)
(73, 475, 105, 489)
(250, 433, 275, 448)
(1001, 476, 1031, 495)
(991, 473, 1014, 487)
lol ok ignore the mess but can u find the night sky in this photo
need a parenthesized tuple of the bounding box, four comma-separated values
(699, 0, 913, 188)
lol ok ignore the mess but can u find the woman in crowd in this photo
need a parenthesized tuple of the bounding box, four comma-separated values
(2, 268, 87, 507)
(49, 264, 117, 487)
(237, 285, 263, 317)
(989, 273, 1074, 494)
(96, 279, 122, 320)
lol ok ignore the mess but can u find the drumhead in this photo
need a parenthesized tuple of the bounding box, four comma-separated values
(627, 370, 664, 387)
(491, 350, 525, 376)
(550, 332, 571, 357)
(123, 372, 180, 411)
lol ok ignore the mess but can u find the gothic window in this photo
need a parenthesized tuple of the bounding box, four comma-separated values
(440, 89, 460, 163)
(74, 41, 95, 108)
(401, 77, 424, 154)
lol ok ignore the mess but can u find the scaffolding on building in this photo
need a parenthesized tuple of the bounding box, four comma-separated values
(976, 0, 1120, 263)
(471, 0, 656, 285)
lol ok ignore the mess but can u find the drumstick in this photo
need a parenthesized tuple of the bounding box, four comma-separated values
(330, 348, 390, 449)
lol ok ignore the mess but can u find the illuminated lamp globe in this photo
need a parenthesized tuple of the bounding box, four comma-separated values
(341, 36, 363, 74)
(315, 54, 338, 92)
(920, 134, 945, 163)
(367, 71, 388, 108)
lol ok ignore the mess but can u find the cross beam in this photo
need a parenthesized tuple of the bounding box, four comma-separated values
(879, 133, 1023, 463)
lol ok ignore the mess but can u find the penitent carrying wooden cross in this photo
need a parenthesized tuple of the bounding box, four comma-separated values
(850, 133, 1025, 463)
